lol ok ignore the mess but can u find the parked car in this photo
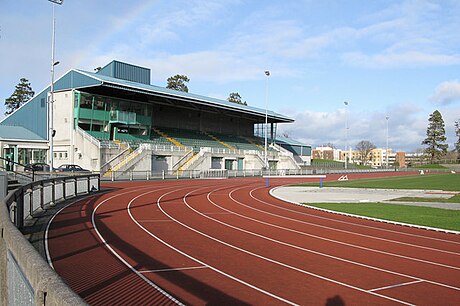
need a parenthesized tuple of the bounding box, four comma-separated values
(24, 162, 52, 172)
(56, 164, 90, 173)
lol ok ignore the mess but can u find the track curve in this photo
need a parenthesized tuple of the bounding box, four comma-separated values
(47, 174, 460, 305)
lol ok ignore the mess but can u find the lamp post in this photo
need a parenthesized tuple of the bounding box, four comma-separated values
(264, 70, 270, 171)
(386, 116, 389, 168)
(48, 0, 63, 172)
(344, 101, 349, 169)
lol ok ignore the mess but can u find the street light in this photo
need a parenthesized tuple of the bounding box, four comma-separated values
(344, 101, 349, 169)
(264, 70, 270, 171)
(48, 0, 63, 173)
(386, 116, 390, 168)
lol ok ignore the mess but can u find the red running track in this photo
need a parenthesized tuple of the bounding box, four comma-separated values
(46, 172, 460, 305)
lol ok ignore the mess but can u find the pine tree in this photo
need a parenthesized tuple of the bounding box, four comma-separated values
(455, 120, 460, 160)
(227, 92, 247, 105)
(166, 75, 190, 92)
(421, 110, 448, 163)
(4, 78, 35, 115)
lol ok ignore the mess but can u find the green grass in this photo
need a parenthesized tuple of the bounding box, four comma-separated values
(295, 173, 460, 191)
(306, 203, 460, 231)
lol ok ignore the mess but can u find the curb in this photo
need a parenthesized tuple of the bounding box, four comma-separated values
(269, 186, 460, 236)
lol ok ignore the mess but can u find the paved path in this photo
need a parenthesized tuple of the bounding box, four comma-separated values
(272, 187, 460, 210)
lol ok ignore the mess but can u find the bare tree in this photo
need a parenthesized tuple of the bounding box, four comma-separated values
(356, 140, 376, 165)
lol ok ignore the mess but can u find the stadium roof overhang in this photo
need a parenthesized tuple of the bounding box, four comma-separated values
(54, 69, 294, 124)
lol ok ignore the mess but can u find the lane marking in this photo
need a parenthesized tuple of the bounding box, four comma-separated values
(201, 186, 460, 293)
(260, 186, 460, 245)
(369, 280, 424, 292)
(91, 184, 191, 306)
(138, 219, 173, 222)
(247, 188, 460, 256)
(159, 187, 413, 305)
(139, 266, 208, 273)
(224, 187, 460, 271)
(127, 188, 298, 306)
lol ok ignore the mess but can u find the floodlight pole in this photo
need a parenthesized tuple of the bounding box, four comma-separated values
(386, 115, 389, 168)
(344, 101, 349, 169)
(264, 70, 270, 171)
(48, 0, 63, 173)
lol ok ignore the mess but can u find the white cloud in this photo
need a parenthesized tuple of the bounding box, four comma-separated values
(430, 80, 460, 105)
(342, 51, 460, 68)
(278, 103, 428, 152)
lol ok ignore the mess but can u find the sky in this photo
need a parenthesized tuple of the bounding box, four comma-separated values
(1, 0, 459, 152)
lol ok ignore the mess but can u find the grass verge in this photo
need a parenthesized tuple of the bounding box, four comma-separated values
(391, 194, 460, 203)
(305, 203, 460, 231)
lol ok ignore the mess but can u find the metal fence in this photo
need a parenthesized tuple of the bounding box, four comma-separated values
(1, 173, 100, 305)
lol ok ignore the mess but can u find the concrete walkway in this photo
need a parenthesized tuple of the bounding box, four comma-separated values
(272, 187, 460, 210)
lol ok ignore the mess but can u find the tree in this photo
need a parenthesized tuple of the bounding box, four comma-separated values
(455, 120, 460, 160)
(355, 140, 376, 165)
(166, 74, 190, 92)
(421, 110, 448, 163)
(4, 78, 34, 115)
(227, 92, 247, 105)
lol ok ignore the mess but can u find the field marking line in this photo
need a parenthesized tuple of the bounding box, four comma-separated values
(127, 187, 298, 306)
(249, 187, 460, 253)
(139, 266, 208, 273)
(368, 280, 424, 292)
(195, 186, 460, 293)
(267, 185, 460, 239)
(91, 185, 189, 306)
(169, 186, 413, 305)
(224, 187, 460, 271)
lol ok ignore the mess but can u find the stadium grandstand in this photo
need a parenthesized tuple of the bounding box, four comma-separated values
(0, 60, 311, 177)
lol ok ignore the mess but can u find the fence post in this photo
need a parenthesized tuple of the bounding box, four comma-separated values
(74, 177, 78, 196)
(40, 182, 44, 210)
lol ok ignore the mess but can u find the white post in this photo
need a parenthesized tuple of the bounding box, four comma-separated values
(264, 70, 270, 171)
(48, 0, 63, 172)
(386, 116, 390, 168)
(344, 101, 349, 169)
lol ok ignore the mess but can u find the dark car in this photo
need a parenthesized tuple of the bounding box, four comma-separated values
(25, 162, 52, 172)
(56, 164, 90, 173)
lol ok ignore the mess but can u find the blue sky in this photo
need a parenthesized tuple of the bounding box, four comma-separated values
(1, 0, 459, 152)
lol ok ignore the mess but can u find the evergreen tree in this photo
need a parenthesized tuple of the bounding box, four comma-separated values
(4, 78, 34, 115)
(166, 74, 190, 92)
(227, 92, 247, 105)
(421, 110, 448, 163)
(455, 120, 460, 159)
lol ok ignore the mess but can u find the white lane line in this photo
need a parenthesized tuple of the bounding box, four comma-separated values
(127, 188, 298, 306)
(253, 186, 460, 246)
(203, 186, 460, 292)
(247, 188, 460, 256)
(91, 185, 189, 306)
(369, 280, 424, 292)
(45, 197, 93, 269)
(225, 187, 460, 271)
(139, 266, 208, 273)
(171, 187, 413, 305)
(138, 219, 173, 222)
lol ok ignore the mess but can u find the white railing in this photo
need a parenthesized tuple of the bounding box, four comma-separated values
(77, 126, 101, 148)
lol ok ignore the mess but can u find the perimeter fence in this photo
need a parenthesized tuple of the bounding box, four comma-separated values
(1, 173, 99, 305)
(100, 167, 451, 182)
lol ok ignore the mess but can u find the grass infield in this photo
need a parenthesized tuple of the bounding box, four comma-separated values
(305, 203, 460, 232)
(295, 173, 460, 231)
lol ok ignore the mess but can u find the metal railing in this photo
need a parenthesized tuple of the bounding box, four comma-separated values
(1, 173, 99, 305)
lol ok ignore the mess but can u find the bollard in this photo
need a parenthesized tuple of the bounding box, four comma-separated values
(320, 177, 323, 188)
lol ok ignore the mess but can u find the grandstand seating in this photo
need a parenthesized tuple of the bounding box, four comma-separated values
(86, 127, 270, 153)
